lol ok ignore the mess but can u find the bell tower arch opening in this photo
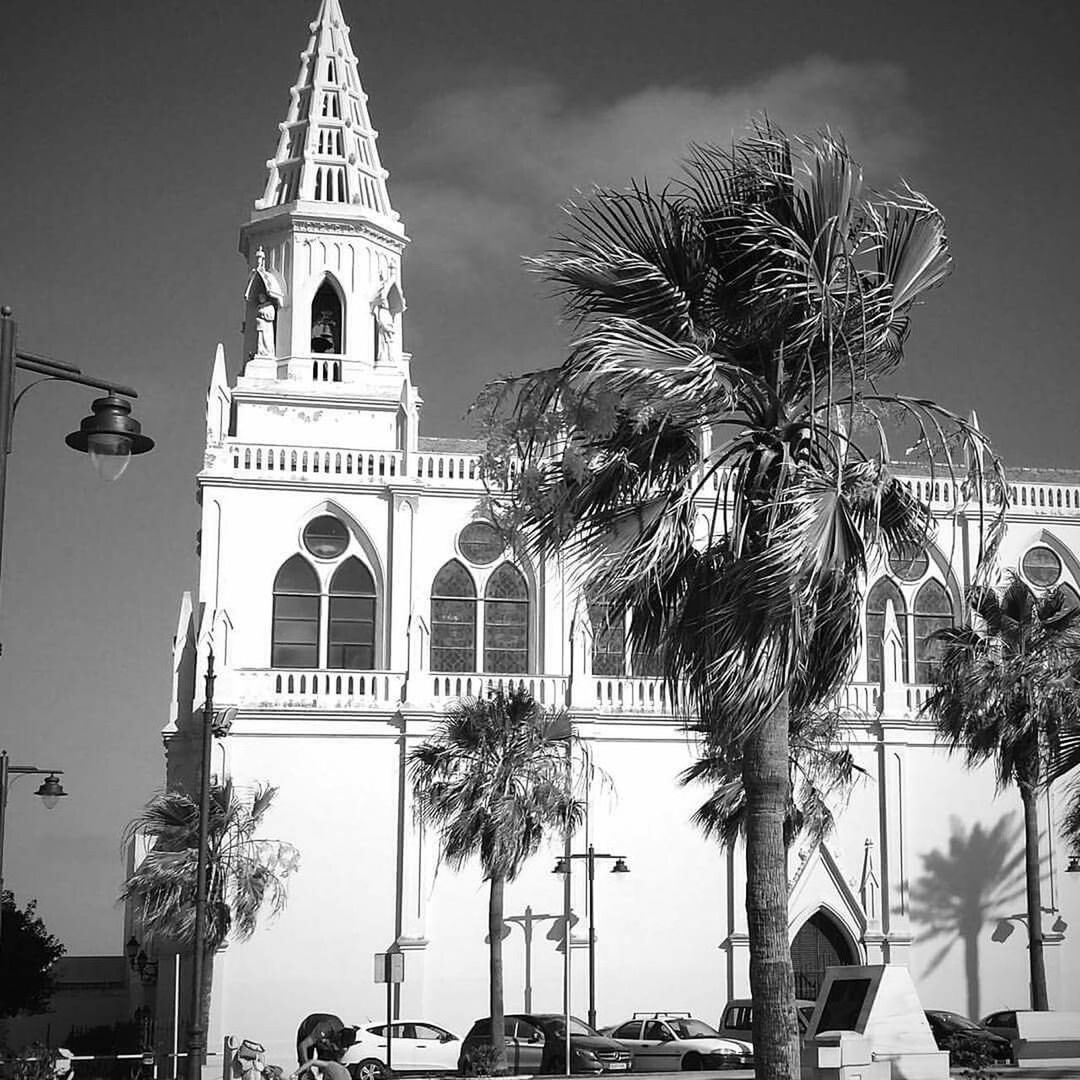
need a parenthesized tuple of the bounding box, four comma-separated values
(311, 277, 344, 355)
(791, 909, 859, 1000)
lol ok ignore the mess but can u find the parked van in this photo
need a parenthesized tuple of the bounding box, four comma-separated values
(718, 999, 816, 1044)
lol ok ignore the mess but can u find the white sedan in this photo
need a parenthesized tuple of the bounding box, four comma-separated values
(342, 1022, 461, 1080)
(607, 1014, 753, 1071)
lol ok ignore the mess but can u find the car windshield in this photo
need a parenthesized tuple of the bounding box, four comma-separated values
(936, 1013, 981, 1031)
(544, 1017, 597, 1038)
(668, 1020, 721, 1039)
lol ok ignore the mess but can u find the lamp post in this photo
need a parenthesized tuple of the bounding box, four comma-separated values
(502, 906, 563, 1013)
(553, 845, 630, 1030)
(0, 305, 153, 642)
(0, 750, 68, 945)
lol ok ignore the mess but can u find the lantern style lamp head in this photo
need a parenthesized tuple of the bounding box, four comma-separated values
(1067, 855, 1080, 874)
(65, 395, 154, 481)
(126, 935, 141, 967)
(34, 773, 68, 809)
(552, 857, 569, 875)
(611, 857, 630, 874)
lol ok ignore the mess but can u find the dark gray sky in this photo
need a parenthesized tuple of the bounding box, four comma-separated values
(1, 0, 1077, 954)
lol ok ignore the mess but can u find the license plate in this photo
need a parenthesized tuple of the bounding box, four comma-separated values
(605, 1064, 629, 1071)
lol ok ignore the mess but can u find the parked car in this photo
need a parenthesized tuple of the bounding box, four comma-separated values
(458, 1014, 633, 1075)
(924, 1011, 1012, 1065)
(980, 1009, 1019, 1046)
(717, 998, 816, 1045)
(606, 1013, 752, 1070)
(342, 1021, 461, 1080)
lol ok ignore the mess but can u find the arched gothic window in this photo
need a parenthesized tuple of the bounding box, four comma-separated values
(914, 580, 952, 682)
(791, 911, 858, 1000)
(866, 578, 907, 684)
(272, 555, 320, 668)
(328, 558, 376, 669)
(431, 560, 477, 672)
(589, 598, 626, 676)
(311, 279, 343, 354)
(484, 563, 529, 673)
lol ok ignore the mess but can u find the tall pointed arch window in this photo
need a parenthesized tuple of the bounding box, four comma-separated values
(866, 578, 907, 684)
(484, 563, 529, 673)
(311, 279, 343, 354)
(272, 555, 320, 668)
(328, 558, 376, 669)
(914, 580, 952, 682)
(431, 560, 477, 672)
(588, 597, 626, 676)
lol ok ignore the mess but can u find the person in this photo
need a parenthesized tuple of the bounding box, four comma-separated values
(293, 1039, 350, 1080)
(296, 1015, 357, 1068)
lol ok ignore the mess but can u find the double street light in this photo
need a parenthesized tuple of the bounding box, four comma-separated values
(0, 750, 68, 945)
(553, 844, 630, 1031)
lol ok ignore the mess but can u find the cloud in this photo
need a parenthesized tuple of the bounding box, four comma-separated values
(386, 56, 925, 429)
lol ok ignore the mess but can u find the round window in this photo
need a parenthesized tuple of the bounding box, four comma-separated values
(888, 542, 929, 582)
(303, 515, 349, 559)
(1022, 546, 1062, 587)
(459, 521, 504, 565)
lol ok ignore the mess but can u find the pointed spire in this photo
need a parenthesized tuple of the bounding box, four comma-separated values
(255, 0, 400, 230)
(206, 343, 230, 445)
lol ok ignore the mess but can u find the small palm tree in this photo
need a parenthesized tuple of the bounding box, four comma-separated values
(923, 578, 1080, 1009)
(478, 122, 999, 1079)
(410, 687, 586, 1075)
(121, 782, 299, 1048)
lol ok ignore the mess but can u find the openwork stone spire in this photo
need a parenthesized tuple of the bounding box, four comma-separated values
(255, 0, 398, 226)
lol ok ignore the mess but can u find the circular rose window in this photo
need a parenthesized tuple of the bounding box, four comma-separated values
(459, 521, 504, 565)
(888, 541, 929, 582)
(1022, 546, 1062, 587)
(303, 515, 349, 559)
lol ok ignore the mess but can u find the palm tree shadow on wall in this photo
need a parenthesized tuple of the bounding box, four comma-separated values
(909, 815, 1024, 1019)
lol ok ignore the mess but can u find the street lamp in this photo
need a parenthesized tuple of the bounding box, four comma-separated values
(992, 907, 1068, 943)
(553, 844, 630, 1030)
(0, 750, 68, 945)
(0, 306, 153, 639)
(499, 906, 564, 1013)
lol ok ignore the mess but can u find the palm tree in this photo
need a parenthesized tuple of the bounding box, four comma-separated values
(923, 578, 1080, 1009)
(121, 782, 299, 1052)
(477, 123, 999, 1079)
(410, 687, 586, 1075)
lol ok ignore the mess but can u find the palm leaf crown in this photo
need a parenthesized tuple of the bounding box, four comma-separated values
(478, 121, 1005, 747)
(121, 781, 299, 952)
(410, 687, 586, 882)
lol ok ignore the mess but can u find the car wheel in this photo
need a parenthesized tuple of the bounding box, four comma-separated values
(682, 1053, 703, 1071)
(352, 1059, 386, 1080)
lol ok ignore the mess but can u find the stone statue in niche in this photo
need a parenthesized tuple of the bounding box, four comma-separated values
(311, 309, 339, 353)
(255, 292, 277, 356)
(370, 274, 405, 363)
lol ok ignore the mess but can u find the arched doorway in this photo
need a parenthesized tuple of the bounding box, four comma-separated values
(791, 911, 858, 1000)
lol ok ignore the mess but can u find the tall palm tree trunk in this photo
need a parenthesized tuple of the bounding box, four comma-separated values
(742, 692, 799, 1080)
(489, 875, 507, 1074)
(1019, 781, 1049, 1009)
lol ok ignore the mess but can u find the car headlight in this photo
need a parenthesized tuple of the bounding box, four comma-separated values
(574, 1050, 598, 1062)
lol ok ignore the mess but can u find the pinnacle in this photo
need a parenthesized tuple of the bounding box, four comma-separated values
(253, 0, 399, 230)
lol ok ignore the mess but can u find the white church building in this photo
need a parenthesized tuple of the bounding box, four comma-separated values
(150, 0, 1080, 1065)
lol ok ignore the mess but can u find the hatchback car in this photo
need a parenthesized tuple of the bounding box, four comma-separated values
(341, 1021, 461, 1080)
(924, 1011, 1012, 1065)
(459, 1014, 633, 1075)
(607, 1013, 752, 1070)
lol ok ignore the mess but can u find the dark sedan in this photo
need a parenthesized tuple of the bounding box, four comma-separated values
(924, 1010, 1013, 1065)
(459, 1014, 633, 1075)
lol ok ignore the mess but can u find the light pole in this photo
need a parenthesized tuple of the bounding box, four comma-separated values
(0, 306, 153, 645)
(0, 750, 68, 945)
(553, 845, 630, 1030)
(502, 906, 563, 1013)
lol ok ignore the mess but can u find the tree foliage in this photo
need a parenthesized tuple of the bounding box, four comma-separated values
(0, 891, 65, 1017)
(120, 780, 300, 952)
(477, 122, 999, 1079)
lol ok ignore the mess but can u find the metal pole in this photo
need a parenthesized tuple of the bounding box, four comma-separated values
(523, 906, 533, 1014)
(0, 309, 17, 640)
(587, 845, 596, 1031)
(563, 746, 572, 1077)
(385, 955, 393, 1072)
(0, 752, 9, 942)
(187, 651, 216, 1080)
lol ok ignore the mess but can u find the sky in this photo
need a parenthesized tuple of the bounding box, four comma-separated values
(0, 0, 1078, 956)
